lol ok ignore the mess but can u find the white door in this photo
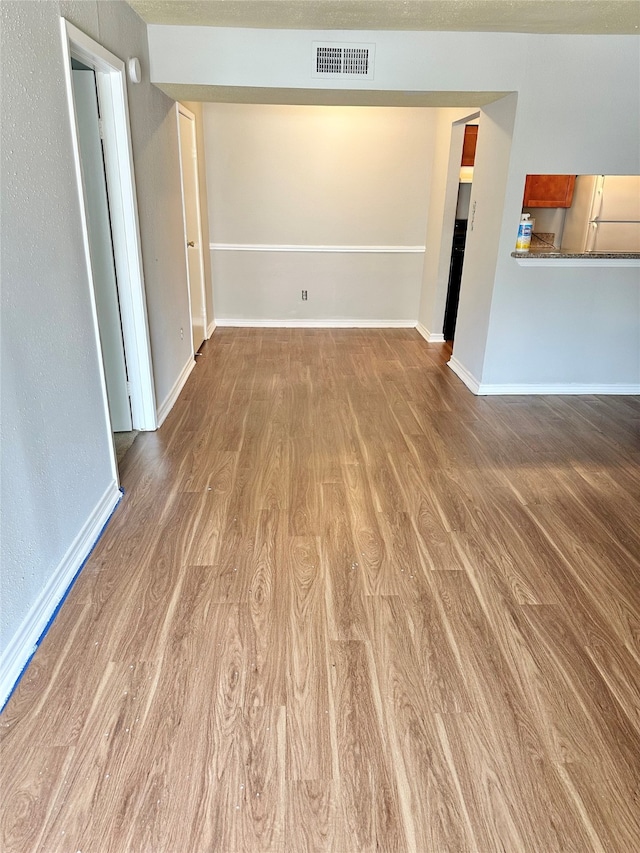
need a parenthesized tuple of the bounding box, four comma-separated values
(591, 221, 640, 252)
(598, 175, 640, 222)
(177, 106, 207, 354)
(73, 67, 132, 431)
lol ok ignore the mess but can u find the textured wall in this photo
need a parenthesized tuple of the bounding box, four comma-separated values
(211, 250, 425, 323)
(0, 1, 189, 654)
(204, 104, 434, 247)
(204, 103, 435, 322)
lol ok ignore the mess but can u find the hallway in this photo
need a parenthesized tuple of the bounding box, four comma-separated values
(1, 329, 639, 851)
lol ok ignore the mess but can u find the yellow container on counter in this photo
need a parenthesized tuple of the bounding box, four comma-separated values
(515, 213, 533, 252)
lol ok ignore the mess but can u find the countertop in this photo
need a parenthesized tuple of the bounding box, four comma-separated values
(512, 249, 640, 259)
(512, 233, 640, 261)
(511, 248, 640, 266)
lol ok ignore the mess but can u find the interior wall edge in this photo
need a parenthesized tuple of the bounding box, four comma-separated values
(0, 482, 122, 711)
(156, 356, 197, 427)
(416, 322, 446, 343)
(447, 356, 481, 394)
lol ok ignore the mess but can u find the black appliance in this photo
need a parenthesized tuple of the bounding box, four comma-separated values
(443, 218, 468, 342)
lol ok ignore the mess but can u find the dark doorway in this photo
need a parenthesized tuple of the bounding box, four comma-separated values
(443, 218, 468, 342)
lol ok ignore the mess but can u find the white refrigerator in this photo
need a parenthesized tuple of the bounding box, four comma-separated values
(562, 175, 640, 253)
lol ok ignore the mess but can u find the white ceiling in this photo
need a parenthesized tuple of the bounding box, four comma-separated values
(127, 1, 639, 35)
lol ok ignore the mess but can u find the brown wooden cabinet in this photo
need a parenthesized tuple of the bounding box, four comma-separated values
(461, 125, 478, 167)
(523, 174, 576, 208)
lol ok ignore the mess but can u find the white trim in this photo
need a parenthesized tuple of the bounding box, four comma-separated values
(210, 243, 425, 254)
(448, 357, 640, 395)
(416, 322, 446, 343)
(61, 37, 119, 482)
(447, 356, 481, 394)
(512, 255, 640, 267)
(0, 482, 121, 710)
(476, 383, 640, 396)
(214, 319, 416, 329)
(61, 19, 157, 432)
(207, 319, 217, 338)
(177, 103, 207, 355)
(157, 357, 196, 426)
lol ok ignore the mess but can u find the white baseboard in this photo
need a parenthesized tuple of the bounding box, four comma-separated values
(156, 357, 196, 427)
(416, 322, 446, 343)
(206, 319, 217, 339)
(214, 319, 416, 329)
(477, 382, 640, 395)
(448, 357, 481, 394)
(448, 357, 640, 396)
(0, 482, 122, 710)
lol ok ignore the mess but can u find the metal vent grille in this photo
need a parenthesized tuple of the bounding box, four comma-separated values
(316, 46, 343, 75)
(343, 48, 369, 75)
(312, 42, 375, 79)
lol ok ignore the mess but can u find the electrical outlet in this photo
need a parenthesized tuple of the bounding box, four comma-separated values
(302, 290, 308, 301)
(180, 328, 184, 340)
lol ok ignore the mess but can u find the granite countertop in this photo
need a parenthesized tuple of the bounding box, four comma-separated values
(511, 231, 640, 260)
(511, 249, 640, 259)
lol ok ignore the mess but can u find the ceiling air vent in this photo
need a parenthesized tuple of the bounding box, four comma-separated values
(312, 42, 375, 79)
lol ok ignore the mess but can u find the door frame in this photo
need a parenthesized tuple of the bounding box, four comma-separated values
(430, 111, 481, 340)
(176, 103, 207, 354)
(60, 19, 157, 439)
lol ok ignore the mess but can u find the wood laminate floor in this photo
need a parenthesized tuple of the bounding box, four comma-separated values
(2, 329, 639, 852)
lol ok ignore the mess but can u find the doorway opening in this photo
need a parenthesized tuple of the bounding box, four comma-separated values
(61, 19, 157, 480)
(72, 59, 133, 445)
(177, 103, 208, 356)
(443, 122, 477, 342)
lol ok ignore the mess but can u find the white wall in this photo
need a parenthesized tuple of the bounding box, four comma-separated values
(452, 94, 519, 384)
(211, 249, 425, 324)
(204, 104, 437, 323)
(148, 26, 527, 94)
(480, 36, 640, 389)
(0, 0, 190, 694)
(151, 25, 639, 388)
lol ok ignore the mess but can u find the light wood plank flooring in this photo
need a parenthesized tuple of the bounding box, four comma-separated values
(2, 328, 640, 852)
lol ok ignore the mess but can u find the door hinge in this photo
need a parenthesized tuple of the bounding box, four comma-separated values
(98, 118, 105, 139)
(126, 380, 132, 397)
